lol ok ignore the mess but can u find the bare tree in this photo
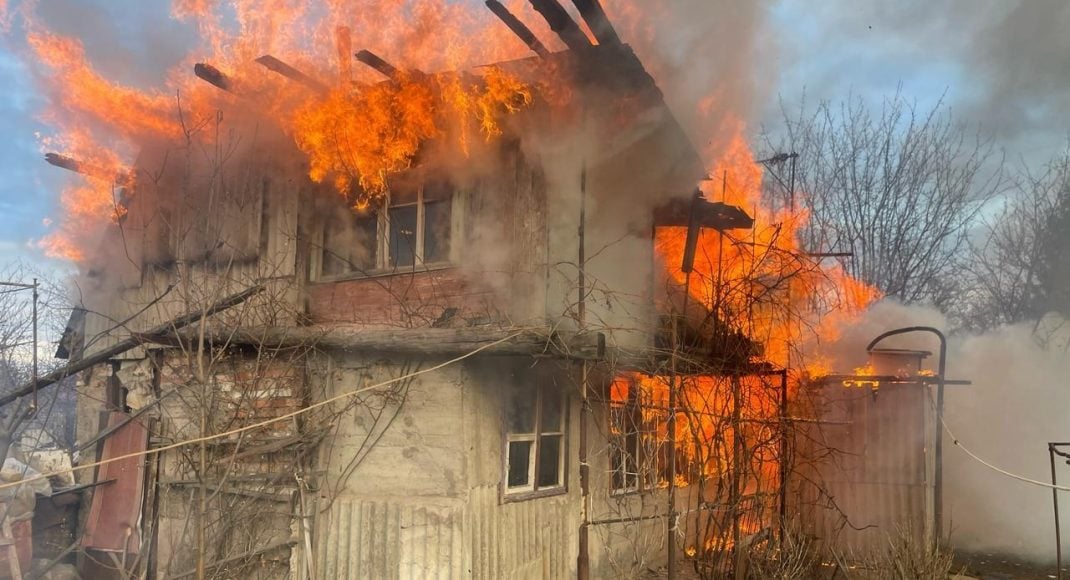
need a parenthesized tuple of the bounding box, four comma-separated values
(0, 263, 72, 466)
(761, 90, 1005, 311)
(959, 143, 1070, 332)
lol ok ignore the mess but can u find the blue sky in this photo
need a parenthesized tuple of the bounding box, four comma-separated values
(0, 1, 1065, 270)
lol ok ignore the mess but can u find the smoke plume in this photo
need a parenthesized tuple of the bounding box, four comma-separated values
(814, 300, 1070, 563)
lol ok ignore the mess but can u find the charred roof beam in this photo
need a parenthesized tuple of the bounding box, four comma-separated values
(528, 0, 593, 52)
(571, 0, 622, 45)
(255, 55, 329, 95)
(194, 62, 235, 93)
(355, 49, 402, 80)
(45, 153, 133, 187)
(653, 194, 754, 231)
(485, 1, 551, 57)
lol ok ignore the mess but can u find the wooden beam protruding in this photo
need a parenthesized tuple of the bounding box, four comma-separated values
(193, 62, 234, 93)
(45, 153, 133, 186)
(255, 55, 329, 94)
(528, 0, 592, 52)
(355, 50, 401, 80)
(0, 284, 265, 409)
(571, 0, 621, 45)
(485, 1, 551, 58)
(165, 326, 607, 361)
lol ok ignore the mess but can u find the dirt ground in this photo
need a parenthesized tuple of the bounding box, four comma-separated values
(952, 551, 1064, 579)
(640, 552, 1065, 579)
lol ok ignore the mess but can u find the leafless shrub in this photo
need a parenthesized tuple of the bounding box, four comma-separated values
(833, 526, 955, 580)
(746, 523, 819, 579)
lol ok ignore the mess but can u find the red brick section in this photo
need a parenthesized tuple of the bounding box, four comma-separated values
(158, 354, 308, 448)
(307, 268, 501, 327)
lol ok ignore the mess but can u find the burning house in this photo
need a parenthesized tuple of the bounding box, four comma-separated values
(8, 1, 900, 579)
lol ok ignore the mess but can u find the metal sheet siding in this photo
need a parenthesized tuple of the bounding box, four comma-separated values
(316, 487, 574, 579)
(82, 411, 149, 553)
(803, 382, 936, 554)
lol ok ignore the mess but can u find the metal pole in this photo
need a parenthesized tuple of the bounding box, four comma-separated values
(31, 279, 38, 412)
(1052, 443, 1062, 580)
(577, 161, 590, 580)
(866, 326, 947, 544)
(669, 190, 702, 579)
(778, 369, 789, 535)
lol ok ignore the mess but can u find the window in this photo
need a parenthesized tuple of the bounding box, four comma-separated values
(504, 381, 567, 496)
(608, 376, 668, 494)
(318, 180, 453, 278)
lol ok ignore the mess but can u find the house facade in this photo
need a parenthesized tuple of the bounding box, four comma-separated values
(60, 20, 760, 577)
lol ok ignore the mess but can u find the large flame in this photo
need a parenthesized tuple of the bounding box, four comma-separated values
(656, 118, 881, 373)
(24, 0, 628, 259)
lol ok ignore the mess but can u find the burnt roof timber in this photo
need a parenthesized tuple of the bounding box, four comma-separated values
(45, 153, 133, 187)
(256, 55, 329, 94)
(194, 62, 235, 93)
(571, 0, 621, 45)
(654, 196, 754, 230)
(355, 49, 402, 80)
(485, 0, 551, 58)
(529, 0, 594, 51)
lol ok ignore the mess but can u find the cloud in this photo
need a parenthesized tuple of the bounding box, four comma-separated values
(770, 0, 1070, 158)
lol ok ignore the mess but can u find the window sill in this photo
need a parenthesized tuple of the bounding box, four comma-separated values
(610, 486, 661, 498)
(311, 262, 457, 285)
(502, 486, 568, 504)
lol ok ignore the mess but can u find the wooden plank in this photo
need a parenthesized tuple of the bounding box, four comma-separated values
(165, 326, 607, 360)
(0, 284, 264, 409)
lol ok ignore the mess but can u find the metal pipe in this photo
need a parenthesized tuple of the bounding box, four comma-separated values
(778, 369, 789, 537)
(31, 279, 37, 412)
(577, 161, 590, 580)
(1052, 442, 1063, 580)
(866, 326, 947, 544)
(667, 189, 702, 580)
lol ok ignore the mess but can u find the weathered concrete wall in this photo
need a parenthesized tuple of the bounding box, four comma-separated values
(313, 355, 581, 579)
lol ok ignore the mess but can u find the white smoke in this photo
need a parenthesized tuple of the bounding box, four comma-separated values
(815, 299, 1070, 563)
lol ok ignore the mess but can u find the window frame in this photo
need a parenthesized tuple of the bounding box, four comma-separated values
(608, 378, 666, 496)
(313, 181, 460, 281)
(502, 382, 569, 502)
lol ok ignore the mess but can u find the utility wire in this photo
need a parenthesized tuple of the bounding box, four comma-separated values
(0, 332, 524, 493)
(933, 392, 1070, 492)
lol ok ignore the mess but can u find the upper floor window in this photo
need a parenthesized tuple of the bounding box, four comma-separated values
(319, 179, 455, 278)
